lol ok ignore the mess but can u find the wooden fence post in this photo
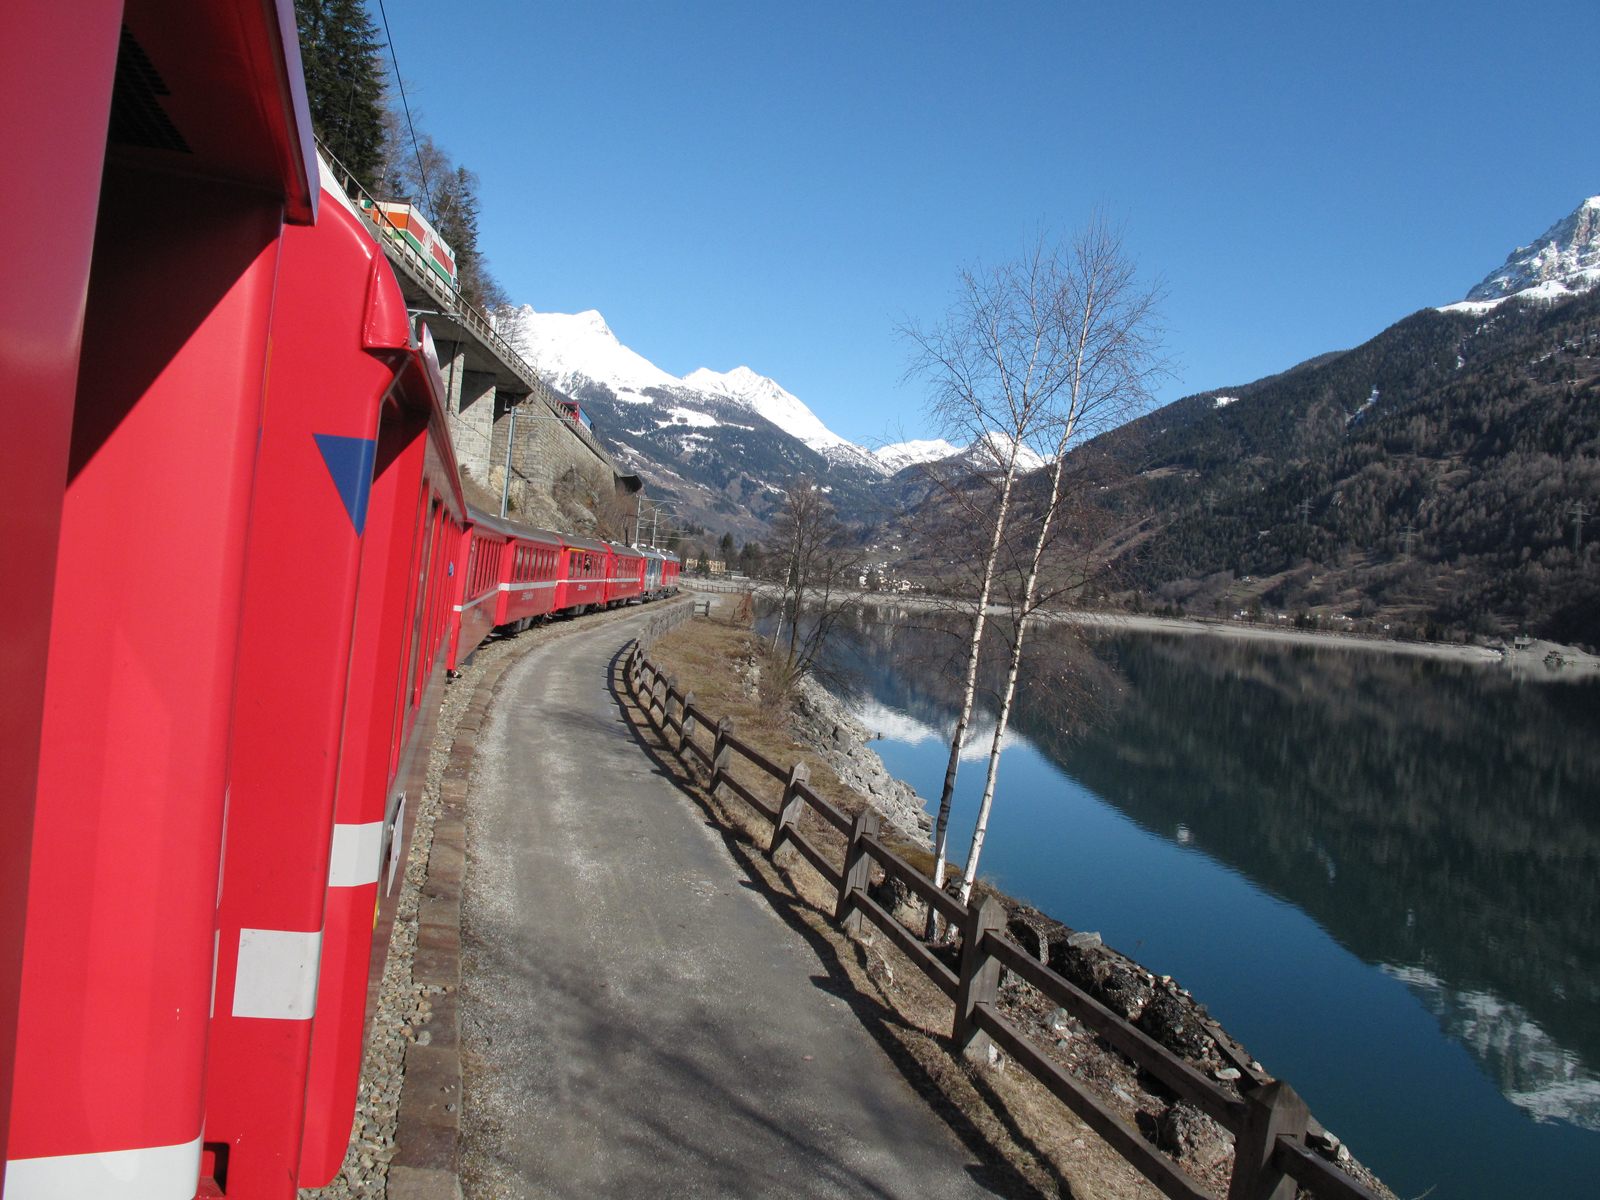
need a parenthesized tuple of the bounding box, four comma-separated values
(711, 718, 733, 796)
(680, 691, 697, 756)
(951, 894, 1006, 1055)
(769, 762, 811, 858)
(665, 675, 679, 726)
(1226, 1080, 1308, 1200)
(835, 808, 880, 933)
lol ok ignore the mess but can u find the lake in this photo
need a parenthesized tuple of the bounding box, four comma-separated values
(835, 620, 1600, 1200)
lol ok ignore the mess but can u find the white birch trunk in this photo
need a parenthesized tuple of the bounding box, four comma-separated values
(958, 439, 1071, 903)
(925, 454, 1020, 938)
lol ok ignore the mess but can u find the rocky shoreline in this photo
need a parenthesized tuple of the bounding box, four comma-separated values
(791, 675, 933, 846)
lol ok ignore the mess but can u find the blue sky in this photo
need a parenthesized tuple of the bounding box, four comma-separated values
(377, 1, 1599, 448)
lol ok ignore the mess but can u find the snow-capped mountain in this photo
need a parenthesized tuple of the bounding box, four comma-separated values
(491, 305, 912, 535)
(873, 439, 962, 473)
(491, 306, 1060, 539)
(498, 307, 886, 473)
(1441, 195, 1600, 314)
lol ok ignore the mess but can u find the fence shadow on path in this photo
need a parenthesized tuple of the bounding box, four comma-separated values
(602, 641, 1062, 1200)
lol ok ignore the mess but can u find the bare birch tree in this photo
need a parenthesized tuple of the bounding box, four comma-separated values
(900, 232, 1102, 931)
(954, 214, 1167, 902)
(767, 476, 862, 691)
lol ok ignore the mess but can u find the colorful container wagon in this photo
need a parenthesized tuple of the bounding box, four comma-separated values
(361, 200, 459, 290)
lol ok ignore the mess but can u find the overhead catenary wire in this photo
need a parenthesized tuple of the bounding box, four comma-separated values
(374, 0, 430, 207)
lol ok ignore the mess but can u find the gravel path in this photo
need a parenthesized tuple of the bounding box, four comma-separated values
(457, 613, 997, 1200)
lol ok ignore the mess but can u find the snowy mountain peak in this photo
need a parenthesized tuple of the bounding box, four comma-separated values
(1441, 195, 1600, 314)
(498, 306, 896, 473)
(497, 306, 680, 402)
(681, 365, 852, 453)
(873, 439, 962, 473)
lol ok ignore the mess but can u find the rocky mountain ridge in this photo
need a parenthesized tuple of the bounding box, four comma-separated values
(1444, 194, 1600, 313)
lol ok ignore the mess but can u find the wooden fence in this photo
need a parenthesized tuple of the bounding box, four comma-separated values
(627, 639, 1382, 1200)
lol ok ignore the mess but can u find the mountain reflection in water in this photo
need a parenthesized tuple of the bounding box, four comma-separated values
(840, 621, 1600, 1147)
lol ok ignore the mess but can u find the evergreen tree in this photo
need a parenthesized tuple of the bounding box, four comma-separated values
(718, 531, 735, 561)
(294, 0, 387, 192)
(738, 540, 763, 576)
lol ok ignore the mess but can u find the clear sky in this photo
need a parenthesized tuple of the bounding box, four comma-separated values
(375, 1, 1599, 448)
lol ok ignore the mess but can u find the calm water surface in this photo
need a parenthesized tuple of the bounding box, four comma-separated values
(842, 628, 1600, 1200)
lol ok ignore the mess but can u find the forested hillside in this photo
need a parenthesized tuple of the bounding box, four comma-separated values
(1102, 291, 1600, 644)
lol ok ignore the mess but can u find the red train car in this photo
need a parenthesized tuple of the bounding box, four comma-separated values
(0, 4, 124, 1170)
(7, 4, 688, 1197)
(3, 3, 472, 1192)
(610, 543, 647, 605)
(298, 313, 466, 1189)
(496, 521, 567, 630)
(201, 172, 466, 1197)
(449, 507, 510, 670)
(556, 535, 616, 614)
(5, 2, 322, 1195)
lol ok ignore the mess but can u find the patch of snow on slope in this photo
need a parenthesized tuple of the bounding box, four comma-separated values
(1213, 395, 1239, 408)
(658, 407, 719, 428)
(1440, 195, 1600, 314)
(874, 439, 961, 472)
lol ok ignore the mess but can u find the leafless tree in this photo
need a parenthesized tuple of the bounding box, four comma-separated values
(766, 477, 863, 692)
(900, 231, 1085, 923)
(902, 218, 1166, 922)
(954, 215, 1167, 902)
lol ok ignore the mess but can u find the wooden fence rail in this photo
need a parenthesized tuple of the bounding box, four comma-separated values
(626, 639, 1381, 1200)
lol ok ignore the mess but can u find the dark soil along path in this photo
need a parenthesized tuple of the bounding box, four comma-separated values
(458, 612, 997, 1199)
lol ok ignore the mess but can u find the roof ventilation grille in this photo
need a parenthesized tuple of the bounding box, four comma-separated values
(108, 25, 191, 154)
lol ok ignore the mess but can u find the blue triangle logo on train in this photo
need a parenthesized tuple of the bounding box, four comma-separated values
(313, 434, 378, 535)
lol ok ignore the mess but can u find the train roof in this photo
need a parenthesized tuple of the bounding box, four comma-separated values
(466, 507, 574, 548)
(118, 0, 320, 224)
(561, 534, 613, 554)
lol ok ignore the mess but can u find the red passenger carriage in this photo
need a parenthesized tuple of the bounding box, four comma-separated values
(4, 3, 683, 1197)
(556, 535, 616, 614)
(495, 521, 568, 629)
(448, 508, 509, 671)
